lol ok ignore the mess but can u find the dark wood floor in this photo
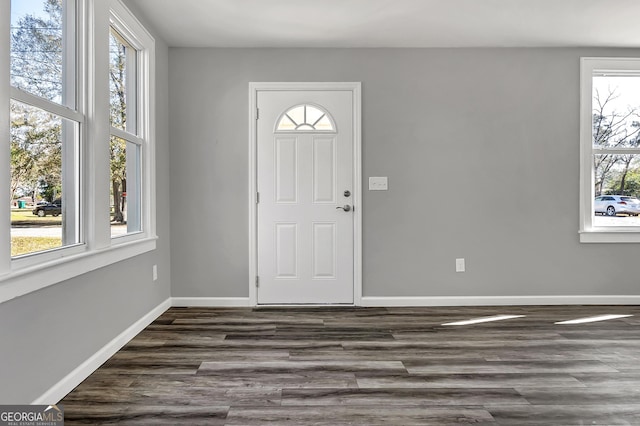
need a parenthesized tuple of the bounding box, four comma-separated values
(61, 305, 640, 425)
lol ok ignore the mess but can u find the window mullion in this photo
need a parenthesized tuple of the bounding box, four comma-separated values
(9, 87, 84, 123)
(87, 0, 112, 250)
(593, 148, 640, 155)
(110, 126, 144, 145)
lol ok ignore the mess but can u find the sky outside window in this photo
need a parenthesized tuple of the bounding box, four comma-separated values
(11, 0, 48, 25)
(593, 76, 640, 115)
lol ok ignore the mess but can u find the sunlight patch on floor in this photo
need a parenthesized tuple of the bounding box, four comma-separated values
(555, 314, 633, 325)
(442, 314, 526, 326)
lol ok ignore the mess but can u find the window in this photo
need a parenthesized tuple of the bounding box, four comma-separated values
(109, 24, 143, 238)
(1, 0, 156, 303)
(580, 58, 640, 242)
(276, 104, 335, 132)
(9, 0, 81, 258)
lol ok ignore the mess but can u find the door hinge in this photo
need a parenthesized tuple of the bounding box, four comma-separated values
(255, 276, 260, 287)
(256, 108, 260, 120)
(256, 192, 260, 204)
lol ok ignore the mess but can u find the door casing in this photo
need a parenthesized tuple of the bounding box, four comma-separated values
(248, 82, 362, 306)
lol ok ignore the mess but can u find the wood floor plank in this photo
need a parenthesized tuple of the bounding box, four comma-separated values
(190, 372, 360, 389)
(488, 404, 640, 425)
(280, 388, 529, 406)
(572, 371, 640, 387)
(515, 387, 640, 406)
(198, 360, 407, 374)
(355, 373, 585, 389)
(404, 359, 619, 375)
(225, 406, 496, 425)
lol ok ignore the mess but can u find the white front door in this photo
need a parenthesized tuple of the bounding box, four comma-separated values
(257, 90, 354, 304)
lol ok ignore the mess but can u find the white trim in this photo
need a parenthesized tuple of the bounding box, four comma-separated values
(248, 82, 362, 306)
(109, 0, 154, 52)
(361, 295, 640, 307)
(32, 297, 171, 405)
(248, 85, 258, 306)
(580, 57, 595, 235)
(172, 297, 251, 307)
(352, 83, 362, 306)
(0, 0, 10, 273)
(86, 0, 112, 251)
(580, 231, 640, 243)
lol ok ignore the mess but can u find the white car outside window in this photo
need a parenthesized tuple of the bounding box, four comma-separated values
(594, 195, 640, 216)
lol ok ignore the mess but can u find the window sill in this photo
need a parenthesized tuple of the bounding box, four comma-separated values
(580, 231, 640, 243)
(0, 236, 157, 304)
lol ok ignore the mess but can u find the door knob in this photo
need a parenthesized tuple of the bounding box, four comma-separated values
(336, 205, 352, 212)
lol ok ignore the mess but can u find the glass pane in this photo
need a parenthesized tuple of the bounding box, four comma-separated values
(593, 153, 640, 227)
(592, 75, 640, 149)
(315, 115, 333, 130)
(287, 106, 305, 125)
(10, 100, 80, 257)
(277, 115, 296, 131)
(110, 28, 137, 134)
(306, 105, 324, 125)
(111, 136, 142, 238)
(10, 0, 75, 107)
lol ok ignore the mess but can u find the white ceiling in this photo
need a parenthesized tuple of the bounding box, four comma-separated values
(127, 0, 640, 48)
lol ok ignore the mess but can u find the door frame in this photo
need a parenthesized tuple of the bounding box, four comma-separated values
(248, 82, 362, 306)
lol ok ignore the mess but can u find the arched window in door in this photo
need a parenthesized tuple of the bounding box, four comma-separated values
(275, 104, 336, 132)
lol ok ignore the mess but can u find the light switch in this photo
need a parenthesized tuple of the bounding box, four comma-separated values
(369, 177, 388, 191)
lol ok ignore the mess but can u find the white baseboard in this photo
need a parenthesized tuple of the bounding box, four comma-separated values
(361, 295, 640, 307)
(171, 297, 251, 307)
(171, 295, 640, 308)
(32, 297, 171, 405)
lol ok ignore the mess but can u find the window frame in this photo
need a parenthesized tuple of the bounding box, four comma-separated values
(108, 7, 151, 242)
(580, 57, 640, 243)
(275, 103, 337, 133)
(0, 0, 157, 304)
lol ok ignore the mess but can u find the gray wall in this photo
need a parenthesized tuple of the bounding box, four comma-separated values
(169, 47, 640, 298)
(0, 17, 171, 403)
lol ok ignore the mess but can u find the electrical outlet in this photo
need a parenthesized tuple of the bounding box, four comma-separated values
(455, 258, 465, 273)
(152, 265, 158, 281)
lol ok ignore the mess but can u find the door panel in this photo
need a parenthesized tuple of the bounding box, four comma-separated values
(275, 223, 298, 279)
(257, 90, 354, 304)
(313, 222, 336, 279)
(313, 136, 336, 203)
(275, 137, 297, 203)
